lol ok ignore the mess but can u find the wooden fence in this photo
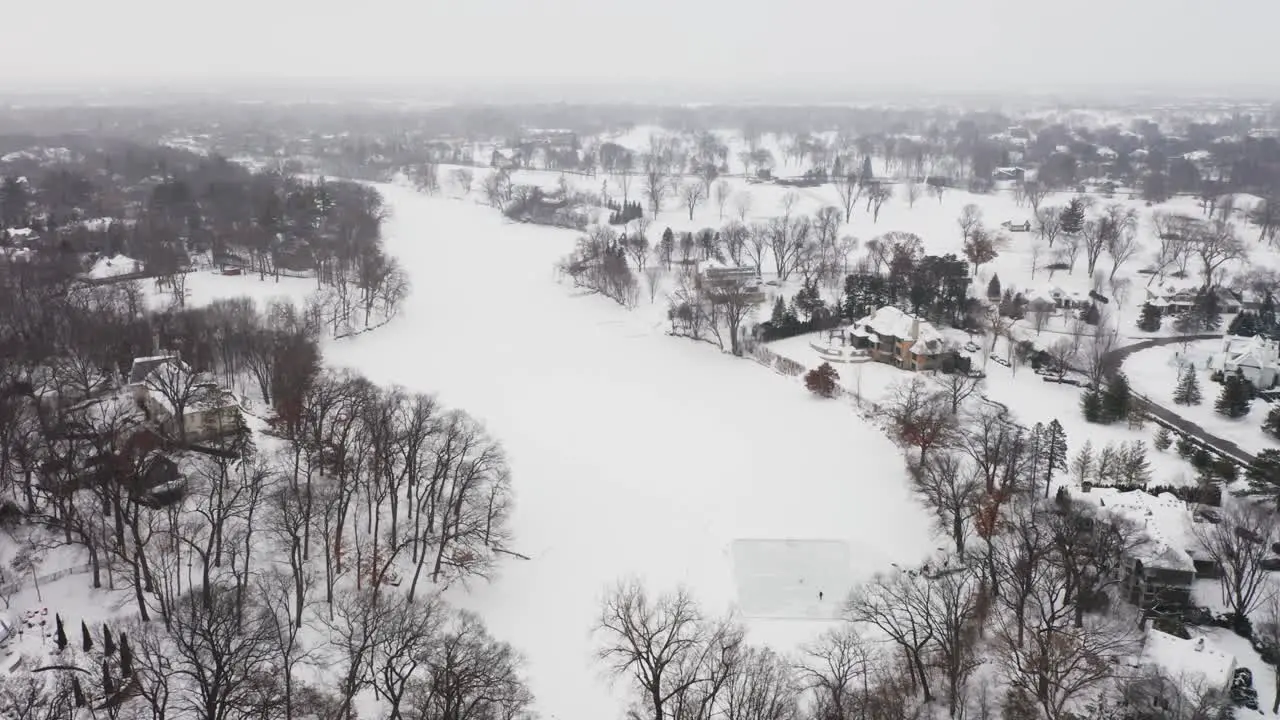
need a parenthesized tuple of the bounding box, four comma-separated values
(0, 563, 94, 599)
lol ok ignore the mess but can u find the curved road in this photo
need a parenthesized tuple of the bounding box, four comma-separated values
(1103, 333, 1257, 467)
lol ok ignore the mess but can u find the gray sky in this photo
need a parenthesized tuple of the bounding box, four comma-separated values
(5, 0, 1279, 97)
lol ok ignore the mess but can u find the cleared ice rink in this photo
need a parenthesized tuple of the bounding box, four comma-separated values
(731, 539, 854, 620)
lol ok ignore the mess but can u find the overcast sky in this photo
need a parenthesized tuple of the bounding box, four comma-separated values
(4, 0, 1278, 98)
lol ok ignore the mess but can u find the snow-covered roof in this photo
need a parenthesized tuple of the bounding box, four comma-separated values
(87, 254, 142, 279)
(1141, 630, 1236, 694)
(851, 306, 946, 355)
(128, 355, 182, 385)
(1075, 488, 1198, 572)
(1213, 335, 1279, 373)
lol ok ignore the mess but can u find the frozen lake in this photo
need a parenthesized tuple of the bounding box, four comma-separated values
(325, 184, 935, 719)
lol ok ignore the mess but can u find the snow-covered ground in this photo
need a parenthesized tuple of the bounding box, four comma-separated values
(87, 254, 141, 280)
(1128, 340, 1280, 457)
(109, 151, 1280, 715)
(769, 330, 1200, 488)
(319, 184, 936, 717)
(145, 269, 316, 312)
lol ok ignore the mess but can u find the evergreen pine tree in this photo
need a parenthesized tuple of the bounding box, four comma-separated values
(1026, 423, 1045, 482)
(1214, 457, 1239, 483)
(1248, 449, 1280, 499)
(1083, 303, 1101, 325)
(1176, 435, 1195, 458)
(103, 624, 115, 657)
(1264, 406, 1280, 440)
(1060, 197, 1086, 235)
(71, 676, 85, 708)
(1188, 448, 1211, 472)
(1137, 303, 1162, 332)
(54, 614, 66, 652)
(1071, 440, 1095, 483)
(1262, 293, 1278, 332)
(770, 296, 786, 325)
(1173, 366, 1202, 405)
(1215, 372, 1252, 418)
(1121, 440, 1152, 485)
(101, 659, 114, 696)
(81, 621, 92, 652)
(1102, 372, 1132, 424)
(861, 155, 874, 180)
(660, 227, 675, 266)
(1081, 388, 1104, 423)
(1153, 425, 1173, 451)
(987, 274, 1001, 300)
(1041, 419, 1068, 497)
(119, 633, 134, 678)
(1228, 311, 1259, 337)
(1201, 289, 1222, 331)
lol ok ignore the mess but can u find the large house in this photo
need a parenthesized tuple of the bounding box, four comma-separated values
(846, 306, 949, 371)
(1130, 630, 1237, 710)
(128, 355, 242, 443)
(1075, 487, 1217, 612)
(1211, 335, 1280, 388)
(1146, 283, 1242, 315)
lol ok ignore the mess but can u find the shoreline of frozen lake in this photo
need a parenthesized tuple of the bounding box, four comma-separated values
(323, 184, 936, 719)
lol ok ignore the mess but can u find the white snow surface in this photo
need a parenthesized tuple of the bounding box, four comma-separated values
(731, 539, 854, 620)
(323, 185, 936, 719)
(87, 253, 141, 279)
(1141, 629, 1236, 696)
(1128, 340, 1280, 457)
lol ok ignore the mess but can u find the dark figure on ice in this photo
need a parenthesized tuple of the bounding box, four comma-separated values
(818, 591, 824, 601)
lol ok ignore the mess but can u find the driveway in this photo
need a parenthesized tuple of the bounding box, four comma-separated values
(1104, 334, 1256, 467)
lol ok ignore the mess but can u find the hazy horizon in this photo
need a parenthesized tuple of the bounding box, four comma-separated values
(5, 0, 1280, 103)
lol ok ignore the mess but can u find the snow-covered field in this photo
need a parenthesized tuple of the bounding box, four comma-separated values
(317, 184, 936, 717)
(1129, 340, 1280, 457)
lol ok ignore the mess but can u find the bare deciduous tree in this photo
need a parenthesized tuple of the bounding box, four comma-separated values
(1191, 219, 1248, 288)
(995, 611, 1137, 720)
(845, 569, 935, 704)
(596, 580, 708, 720)
(703, 278, 763, 357)
(681, 182, 707, 221)
(835, 173, 862, 222)
(904, 182, 923, 208)
(1193, 501, 1279, 617)
(796, 624, 871, 720)
(914, 453, 981, 556)
(733, 191, 753, 226)
(713, 179, 733, 220)
(450, 168, 474, 196)
(958, 204, 984, 243)
(170, 586, 281, 720)
(1035, 205, 1064, 247)
(868, 185, 891, 222)
(643, 153, 671, 217)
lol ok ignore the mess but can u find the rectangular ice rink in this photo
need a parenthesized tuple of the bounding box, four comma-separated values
(731, 539, 855, 620)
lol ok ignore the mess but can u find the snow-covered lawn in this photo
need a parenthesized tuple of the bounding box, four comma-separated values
(144, 269, 316, 312)
(977, 343, 1201, 488)
(1128, 340, 1280, 457)
(769, 330, 1198, 488)
(322, 185, 936, 718)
